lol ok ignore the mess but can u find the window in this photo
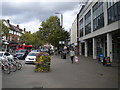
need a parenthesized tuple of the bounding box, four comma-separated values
(12, 31, 14, 34)
(93, 2, 104, 31)
(118, 1, 120, 19)
(85, 10, 91, 35)
(79, 19, 84, 37)
(107, 1, 120, 24)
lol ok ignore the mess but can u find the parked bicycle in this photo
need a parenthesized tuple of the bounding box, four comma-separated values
(0, 57, 22, 74)
(0, 59, 11, 74)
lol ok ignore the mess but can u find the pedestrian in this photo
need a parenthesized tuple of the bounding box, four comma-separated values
(74, 55, 79, 63)
(62, 49, 67, 59)
(103, 57, 106, 66)
(70, 48, 75, 63)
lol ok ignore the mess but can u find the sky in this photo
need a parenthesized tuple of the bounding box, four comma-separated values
(1, 0, 84, 33)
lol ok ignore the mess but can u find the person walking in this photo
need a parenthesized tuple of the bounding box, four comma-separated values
(70, 48, 75, 63)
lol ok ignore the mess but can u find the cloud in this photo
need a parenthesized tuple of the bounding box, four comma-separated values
(1, 1, 80, 33)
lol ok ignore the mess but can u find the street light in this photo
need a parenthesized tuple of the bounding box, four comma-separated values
(55, 13, 63, 28)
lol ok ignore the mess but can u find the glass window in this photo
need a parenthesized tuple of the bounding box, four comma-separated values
(79, 19, 84, 37)
(93, 2, 104, 31)
(28, 53, 37, 56)
(85, 10, 91, 35)
(0, 53, 3, 57)
(118, 1, 120, 19)
(114, 3, 118, 21)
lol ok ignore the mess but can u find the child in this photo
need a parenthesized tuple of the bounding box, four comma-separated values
(74, 55, 79, 63)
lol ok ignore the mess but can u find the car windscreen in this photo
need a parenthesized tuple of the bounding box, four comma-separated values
(28, 53, 37, 56)
(0, 53, 3, 57)
(17, 50, 26, 53)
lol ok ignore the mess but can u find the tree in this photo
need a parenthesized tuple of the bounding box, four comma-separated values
(20, 31, 45, 48)
(0, 20, 9, 39)
(39, 16, 69, 47)
(20, 32, 33, 45)
(20, 16, 70, 48)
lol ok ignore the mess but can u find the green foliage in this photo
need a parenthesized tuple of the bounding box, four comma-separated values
(0, 20, 9, 38)
(20, 16, 70, 47)
(39, 16, 69, 47)
(35, 52, 51, 72)
(20, 31, 45, 47)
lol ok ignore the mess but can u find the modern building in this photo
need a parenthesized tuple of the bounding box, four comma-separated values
(77, 0, 120, 62)
(70, 17, 78, 46)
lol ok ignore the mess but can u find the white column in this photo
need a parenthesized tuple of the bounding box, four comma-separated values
(93, 37, 97, 59)
(103, 38, 106, 57)
(79, 43, 82, 55)
(85, 40, 88, 57)
(107, 33, 112, 62)
(103, 2, 108, 26)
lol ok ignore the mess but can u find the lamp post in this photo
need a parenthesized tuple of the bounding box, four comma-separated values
(55, 13, 63, 28)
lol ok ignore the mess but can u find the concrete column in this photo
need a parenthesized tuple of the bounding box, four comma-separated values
(93, 37, 97, 59)
(85, 40, 88, 57)
(103, 37, 106, 57)
(79, 42, 82, 55)
(107, 33, 112, 62)
(103, 2, 108, 26)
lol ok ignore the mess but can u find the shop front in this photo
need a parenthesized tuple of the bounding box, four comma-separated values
(112, 30, 120, 62)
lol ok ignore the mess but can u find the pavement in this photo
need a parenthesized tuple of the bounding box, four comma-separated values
(2, 54, 118, 88)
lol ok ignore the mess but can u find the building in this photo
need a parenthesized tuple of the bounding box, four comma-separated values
(70, 17, 78, 46)
(77, 0, 120, 62)
(2, 19, 26, 44)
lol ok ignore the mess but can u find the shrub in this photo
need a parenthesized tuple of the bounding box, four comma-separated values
(35, 52, 51, 72)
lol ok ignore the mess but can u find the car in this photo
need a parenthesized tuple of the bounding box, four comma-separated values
(25, 52, 39, 64)
(0, 51, 14, 60)
(40, 48, 49, 53)
(30, 50, 40, 53)
(0, 46, 5, 51)
(14, 50, 29, 60)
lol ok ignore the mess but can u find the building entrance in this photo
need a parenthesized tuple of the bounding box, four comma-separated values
(81, 43, 85, 55)
(112, 30, 120, 62)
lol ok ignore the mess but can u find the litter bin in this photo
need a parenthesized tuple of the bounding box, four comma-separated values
(104, 57, 111, 66)
(99, 54, 104, 62)
(63, 52, 66, 59)
(61, 51, 63, 59)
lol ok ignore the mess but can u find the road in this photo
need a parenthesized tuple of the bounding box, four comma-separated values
(2, 55, 118, 88)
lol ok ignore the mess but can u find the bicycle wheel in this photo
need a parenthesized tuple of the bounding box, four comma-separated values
(16, 62, 22, 70)
(3, 65, 11, 74)
(10, 64, 17, 72)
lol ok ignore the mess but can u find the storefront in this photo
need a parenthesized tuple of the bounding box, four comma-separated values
(112, 30, 120, 62)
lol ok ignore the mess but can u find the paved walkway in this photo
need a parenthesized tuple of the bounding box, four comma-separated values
(50, 54, 118, 88)
(2, 54, 118, 88)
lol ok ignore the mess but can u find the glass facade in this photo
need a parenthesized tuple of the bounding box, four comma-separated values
(85, 10, 91, 35)
(93, 2, 104, 31)
(107, 1, 120, 24)
(79, 19, 84, 37)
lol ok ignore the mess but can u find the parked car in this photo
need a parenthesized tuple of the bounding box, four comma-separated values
(40, 48, 49, 53)
(25, 52, 39, 64)
(14, 50, 29, 60)
(30, 50, 40, 53)
(0, 51, 14, 60)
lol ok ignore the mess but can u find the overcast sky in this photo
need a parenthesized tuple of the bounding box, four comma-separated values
(1, 0, 83, 33)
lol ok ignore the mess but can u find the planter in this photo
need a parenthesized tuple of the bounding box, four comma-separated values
(35, 52, 51, 72)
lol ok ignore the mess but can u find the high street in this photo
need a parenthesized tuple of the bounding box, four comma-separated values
(2, 55, 118, 88)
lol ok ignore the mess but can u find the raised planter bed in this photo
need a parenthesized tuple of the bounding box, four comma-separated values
(35, 52, 51, 72)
